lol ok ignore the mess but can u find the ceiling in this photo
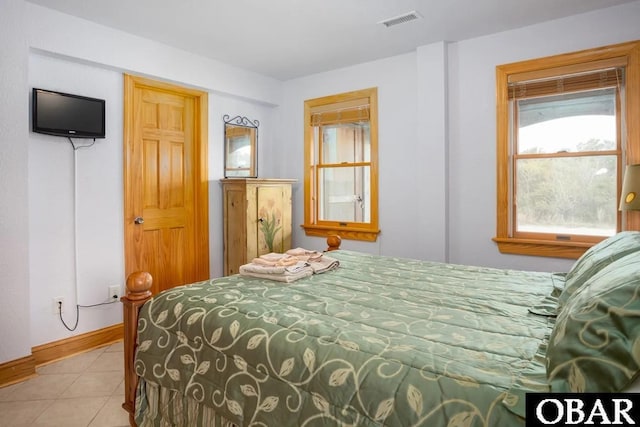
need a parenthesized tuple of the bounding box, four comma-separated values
(27, 0, 636, 81)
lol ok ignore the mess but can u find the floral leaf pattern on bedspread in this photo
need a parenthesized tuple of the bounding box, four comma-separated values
(134, 250, 556, 426)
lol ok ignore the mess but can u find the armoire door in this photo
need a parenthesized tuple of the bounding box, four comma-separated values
(255, 185, 292, 255)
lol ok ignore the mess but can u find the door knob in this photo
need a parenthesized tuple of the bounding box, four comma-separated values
(134, 217, 144, 225)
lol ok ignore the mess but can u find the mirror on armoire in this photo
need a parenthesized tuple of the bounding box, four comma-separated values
(223, 115, 258, 178)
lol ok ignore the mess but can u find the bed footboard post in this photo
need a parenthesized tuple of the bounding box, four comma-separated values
(121, 271, 153, 427)
(327, 235, 341, 251)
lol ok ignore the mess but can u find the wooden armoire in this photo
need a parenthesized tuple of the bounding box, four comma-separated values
(221, 178, 296, 275)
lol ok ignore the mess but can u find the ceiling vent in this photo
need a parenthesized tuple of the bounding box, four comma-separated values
(378, 11, 423, 28)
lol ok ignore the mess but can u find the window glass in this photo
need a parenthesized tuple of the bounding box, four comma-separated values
(517, 89, 616, 154)
(318, 166, 370, 222)
(321, 125, 370, 164)
(515, 156, 618, 236)
(513, 87, 618, 238)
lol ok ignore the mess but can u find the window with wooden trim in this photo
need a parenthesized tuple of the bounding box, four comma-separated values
(495, 41, 640, 259)
(303, 88, 380, 241)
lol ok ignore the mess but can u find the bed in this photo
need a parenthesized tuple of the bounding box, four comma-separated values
(121, 232, 640, 426)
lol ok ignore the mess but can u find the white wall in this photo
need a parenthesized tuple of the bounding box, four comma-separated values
(26, 4, 280, 106)
(27, 53, 279, 344)
(447, 1, 640, 270)
(26, 59, 279, 348)
(0, 1, 282, 363)
(29, 54, 125, 344)
(0, 0, 31, 363)
(280, 52, 449, 261)
(281, 1, 640, 272)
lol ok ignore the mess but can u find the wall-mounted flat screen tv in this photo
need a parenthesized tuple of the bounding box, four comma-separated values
(32, 88, 106, 139)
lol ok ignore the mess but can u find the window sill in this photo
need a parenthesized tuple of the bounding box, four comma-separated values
(493, 237, 592, 259)
(302, 224, 380, 242)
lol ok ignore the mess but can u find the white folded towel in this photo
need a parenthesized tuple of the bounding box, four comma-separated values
(286, 248, 324, 262)
(240, 261, 310, 275)
(308, 255, 339, 274)
(239, 263, 313, 283)
(238, 249, 339, 283)
(251, 253, 299, 266)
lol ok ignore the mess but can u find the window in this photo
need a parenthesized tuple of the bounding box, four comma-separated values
(495, 41, 640, 258)
(514, 75, 622, 238)
(303, 88, 380, 241)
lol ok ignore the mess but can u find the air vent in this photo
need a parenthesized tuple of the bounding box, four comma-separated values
(378, 11, 422, 28)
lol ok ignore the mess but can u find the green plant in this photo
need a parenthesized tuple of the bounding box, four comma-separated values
(260, 212, 282, 252)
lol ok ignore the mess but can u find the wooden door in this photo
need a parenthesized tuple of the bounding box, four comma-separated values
(124, 75, 209, 295)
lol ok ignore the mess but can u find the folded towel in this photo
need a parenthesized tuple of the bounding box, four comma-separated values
(239, 261, 310, 275)
(308, 255, 339, 274)
(240, 249, 338, 282)
(251, 253, 300, 267)
(286, 247, 323, 262)
(239, 263, 313, 283)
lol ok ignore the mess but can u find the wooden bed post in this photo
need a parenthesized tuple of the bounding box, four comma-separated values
(326, 235, 341, 251)
(121, 271, 153, 427)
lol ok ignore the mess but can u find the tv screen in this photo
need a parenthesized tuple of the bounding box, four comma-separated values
(32, 88, 105, 139)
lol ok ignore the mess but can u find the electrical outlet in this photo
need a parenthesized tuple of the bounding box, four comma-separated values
(109, 285, 122, 301)
(53, 297, 64, 314)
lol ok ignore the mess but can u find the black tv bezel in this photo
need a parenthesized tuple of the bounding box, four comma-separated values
(32, 88, 106, 139)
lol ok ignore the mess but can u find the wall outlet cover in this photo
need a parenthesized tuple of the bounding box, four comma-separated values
(53, 297, 64, 314)
(109, 285, 122, 301)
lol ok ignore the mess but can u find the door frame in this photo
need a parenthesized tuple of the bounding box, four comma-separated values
(123, 74, 210, 283)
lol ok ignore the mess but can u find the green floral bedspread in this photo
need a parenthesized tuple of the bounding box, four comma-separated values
(134, 250, 557, 426)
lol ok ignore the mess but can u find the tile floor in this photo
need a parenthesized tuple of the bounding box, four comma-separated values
(0, 341, 129, 427)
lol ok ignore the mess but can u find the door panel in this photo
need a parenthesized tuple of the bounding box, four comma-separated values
(124, 75, 209, 295)
(257, 186, 287, 254)
(143, 139, 159, 207)
(225, 188, 246, 275)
